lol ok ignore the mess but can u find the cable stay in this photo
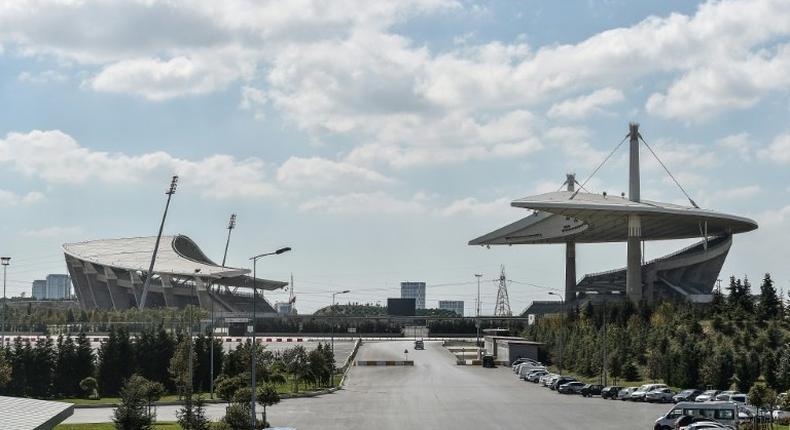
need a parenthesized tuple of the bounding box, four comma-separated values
(570, 134, 629, 200)
(638, 135, 699, 209)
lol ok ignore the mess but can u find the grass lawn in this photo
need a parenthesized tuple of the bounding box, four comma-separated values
(55, 422, 181, 430)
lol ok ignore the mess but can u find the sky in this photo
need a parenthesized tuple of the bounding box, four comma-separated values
(0, 0, 789, 314)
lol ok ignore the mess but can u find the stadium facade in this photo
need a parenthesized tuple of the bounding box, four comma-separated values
(63, 235, 287, 313)
(470, 123, 758, 314)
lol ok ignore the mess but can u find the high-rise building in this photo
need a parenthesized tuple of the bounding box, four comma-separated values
(45, 274, 71, 300)
(32, 280, 47, 299)
(400, 281, 426, 309)
(439, 300, 464, 316)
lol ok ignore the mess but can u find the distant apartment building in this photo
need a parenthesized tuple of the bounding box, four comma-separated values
(32, 275, 71, 300)
(32, 280, 47, 299)
(400, 281, 426, 309)
(439, 300, 464, 316)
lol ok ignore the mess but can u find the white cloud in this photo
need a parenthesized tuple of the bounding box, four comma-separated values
(547, 87, 624, 119)
(543, 127, 606, 169)
(89, 54, 254, 101)
(757, 133, 790, 164)
(438, 197, 509, 217)
(276, 157, 393, 190)
(0, 130, 277, 199)
(240, 86, 267, 119)
(298, 191, 427, 214)
(18, 70, 67, 84)
(21, 225, 83, 238)
(0, 189, 44, 206)
(755, 205, 790, 226)
(717, 132, 754, 160)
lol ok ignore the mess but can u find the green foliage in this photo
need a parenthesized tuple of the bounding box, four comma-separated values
(79, 377, 99, 400)
(214, 374, 247, 402)
(257, 384, 280, 428)
(748, 383, 777, 409)
(112, 375, 155, 430)
(177, 392, 210, 430)
(99, 327, 135, 396)
(0, 348, 11, 388)
(757, 273, 782, 321)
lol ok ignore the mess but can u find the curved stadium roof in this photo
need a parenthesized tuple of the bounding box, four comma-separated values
(470, 191, 758, 245)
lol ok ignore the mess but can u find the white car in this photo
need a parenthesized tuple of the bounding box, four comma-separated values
(645, 388, 675, 403)
(695, 390, 720, 402)
(631, 383, 668, 401)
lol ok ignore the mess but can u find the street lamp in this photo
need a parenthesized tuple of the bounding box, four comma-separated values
(330, 289, 350, 387)
(474, 274, 482, 351)
(1, 257, 9, 346)
(249, 246, 291, 430)
(548, 291, 565, 374)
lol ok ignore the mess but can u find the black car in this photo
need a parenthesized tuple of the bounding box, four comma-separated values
(482, 354, 495, 368)
(672, 389, 703, 403)
(581, 384, 604, 397)
(414, 340, 424, 350)
(601, 386, 624, 399)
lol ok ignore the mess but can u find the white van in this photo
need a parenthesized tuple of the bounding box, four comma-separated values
(518, 362, 545, 379)
(654, 401, 739, 430)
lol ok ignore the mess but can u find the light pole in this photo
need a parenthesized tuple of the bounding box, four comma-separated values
(474, 274, 482, 350)
(140, 175, 178, 309)
(1, 257, 9, 346)
(330, 289, 350, 387)
(249, 246, 291, 430)
(212, 213, 236, 400)
(548, 291, 565, 374)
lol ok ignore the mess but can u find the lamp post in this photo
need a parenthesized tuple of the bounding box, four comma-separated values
(548, 291, 565, 374)
(140, 175, 178, 309)
(474, 274, 482, 351)
(212, 213, 236, 400)
(1, 257, 9, 346)
(330, 289, 350, 387)
(249, 246, 291, 430)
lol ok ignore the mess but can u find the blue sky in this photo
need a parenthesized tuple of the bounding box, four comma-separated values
(1, 0, 789, 313)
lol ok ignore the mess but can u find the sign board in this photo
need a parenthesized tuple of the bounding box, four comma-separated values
(226, 317, 251, 323)
(348, 327, 357, 333)
(528, 314, 536, 325)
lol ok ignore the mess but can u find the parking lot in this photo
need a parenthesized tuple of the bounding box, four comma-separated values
(67, 340, 671, 428)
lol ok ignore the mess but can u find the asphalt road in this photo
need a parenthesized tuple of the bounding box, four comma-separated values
(66, 340, 670, 429)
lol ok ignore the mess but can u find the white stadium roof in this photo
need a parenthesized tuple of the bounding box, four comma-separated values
(63, 235, 250, 278)
(470, 191, 758, 245)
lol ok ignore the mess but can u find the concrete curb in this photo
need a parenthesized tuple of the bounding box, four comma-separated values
(355, 360, 414, 366)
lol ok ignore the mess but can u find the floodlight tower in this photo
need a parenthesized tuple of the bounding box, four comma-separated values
(139, 175, 178, 309)
(221, 214, 236, 267)
(493, 265, 512, 317)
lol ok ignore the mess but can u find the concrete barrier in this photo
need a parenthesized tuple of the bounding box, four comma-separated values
(355, 360, 414, 366)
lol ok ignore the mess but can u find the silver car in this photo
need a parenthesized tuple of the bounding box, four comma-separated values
(645, 388, 675, 403)
(618, 387, 637, 400)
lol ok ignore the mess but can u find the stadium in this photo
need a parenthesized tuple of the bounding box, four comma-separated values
(470, 123, 758, 314)
(63, 235, 287, 313)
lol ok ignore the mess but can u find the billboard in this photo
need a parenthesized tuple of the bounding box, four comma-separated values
(387, 298, 416, 316)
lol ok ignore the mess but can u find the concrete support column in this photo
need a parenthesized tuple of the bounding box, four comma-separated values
(626, 216, 642, 303)
(626, 123, 643, 303)
(565, 173, 576, 303)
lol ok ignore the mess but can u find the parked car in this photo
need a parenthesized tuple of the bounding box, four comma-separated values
(414, 340, 424, 350)
(601, 386, 623, 399)
(511, 357, 538, 369)
(715, 392, 746, 404)
(482, 354, 495, 368)
(645, 388, 675, 403)
(673, 389, 703, 403)
(695, 390, 721, 402)
(631, 384, 668, 401)
(618, 387, 637, 400)
(772, 409, 790, 420)
(558, 381, 586, 394)
(526, 369, 548, 382)
(543, 374, 561, 387)
(550, 376, 576, 391)
(581, 384, 604, 397)
(518, 362, 545, 379)
(654, 401, 738, 430)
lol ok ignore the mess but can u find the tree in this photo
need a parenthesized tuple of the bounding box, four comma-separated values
(169, 334, 193, 397)
(112, 375, 154, 430)
(215, 374, 247, 402)
(0, 347, 11, 388)
(74, 332, 95, 390)
(99, 327, 135, 396)
(748, 383, 777, 417)
(29, 336, 55, 397)
(177, 392, 210, 430)
(282, 345, 309, 392)
(757, 273, 781, 321)
(79, 377, 99, 400)
(257, 384, 280, 428)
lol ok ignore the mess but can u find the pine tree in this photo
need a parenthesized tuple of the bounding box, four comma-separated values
(75, 332, 95, 388)
(112, 375, 154, 430)
(29, 336, 55, 398)
(757, 273, 781, 321)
